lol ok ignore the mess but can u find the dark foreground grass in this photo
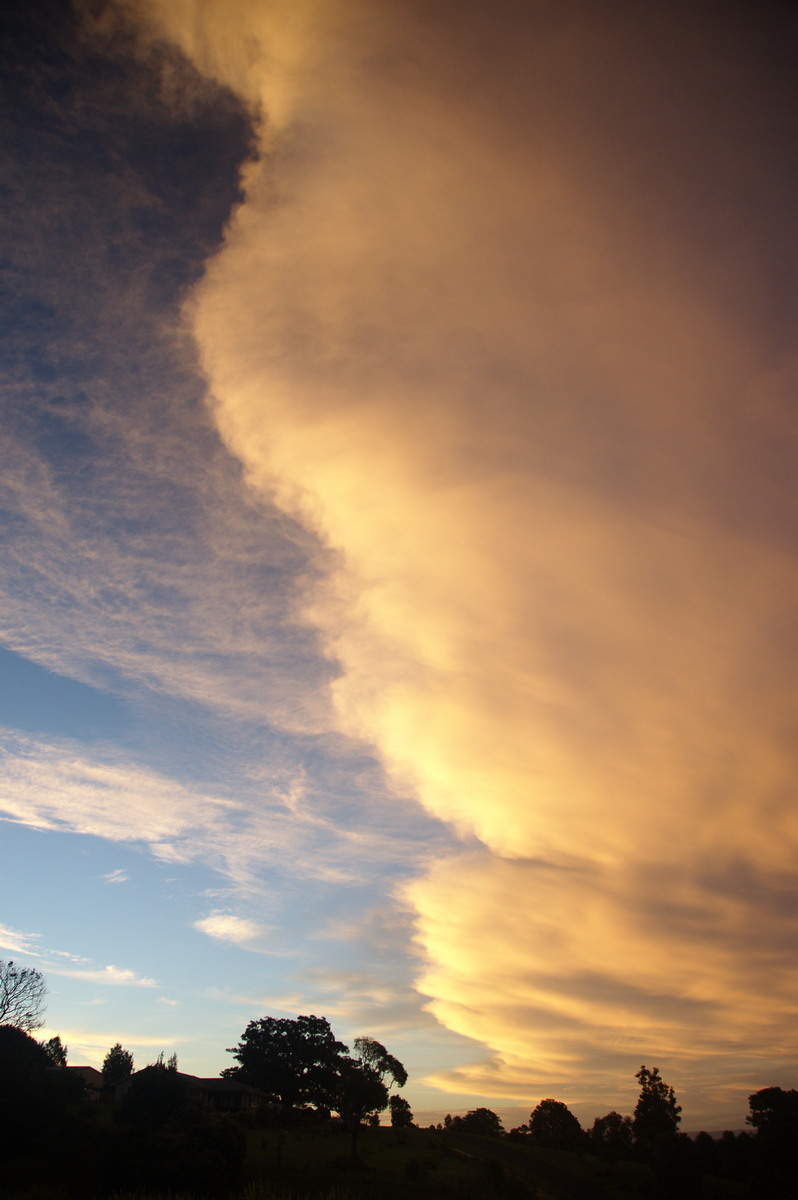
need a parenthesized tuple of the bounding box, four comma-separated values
(238, 1124, 541, 1199)
(6, 1122, 760, 1200)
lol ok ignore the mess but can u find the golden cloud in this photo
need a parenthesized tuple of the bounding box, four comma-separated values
(135, 0, 798, 1108)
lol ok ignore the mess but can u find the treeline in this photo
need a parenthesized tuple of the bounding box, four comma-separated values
(0, 1006, 413, 1198)
(2, 959, 797, 1199)
(441, 1067, 798, 1199)
(0, 1024, 247, 1196)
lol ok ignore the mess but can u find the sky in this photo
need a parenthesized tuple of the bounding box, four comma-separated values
(1, 0, 797, 1132)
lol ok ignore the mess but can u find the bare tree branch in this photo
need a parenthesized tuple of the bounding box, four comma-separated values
(0, 960, 47, 1031)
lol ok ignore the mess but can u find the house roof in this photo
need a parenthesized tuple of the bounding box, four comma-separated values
(120, 1067, 264, 1097)
(66, 1065, 104, 1083)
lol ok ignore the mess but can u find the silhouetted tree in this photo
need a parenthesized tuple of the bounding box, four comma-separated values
(331, 1036, 407, 1161)
(390, 1093, 414, 1127)
(110, 1064, 245, 1196)
(0, 959, 46, 1030)
(632, 1066, 681, 1144)
(747, 1087, 798, 1195)
(119, 1061, 188, 1132)
(353, 1036, 408, 1088)
(590, 1110, 634, 1157)
(224, 1014, 348, 1110)
(456, 1108, 505, 1137)
(102, 1042, 134, 1085)
(41, 1034, 68, 1067)
(746, 1086, 798, 1139)
(333, 1057, 389, 1161)
(528, 1098, 583, 1150)
(0, 1025, 68, 1159)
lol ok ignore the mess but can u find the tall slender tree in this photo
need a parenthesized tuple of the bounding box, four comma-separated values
(633, 1066, 681, 1143)
(102, 1043, 134, 1086)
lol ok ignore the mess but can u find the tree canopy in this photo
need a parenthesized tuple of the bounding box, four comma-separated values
(352, 1036, 408, 1089)
(528, 1098, 583, 1150)
(590, 1110, 634, 1156)
(0, 960, 46, 1031)
(224, 1015, 348, 1110)
(746, 1085, 798, 1138)
(446, 1108, 504, 1137)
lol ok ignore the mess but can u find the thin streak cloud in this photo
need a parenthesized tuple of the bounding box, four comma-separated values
(0, 923, 42, 957)
(47, 964, 157, 988)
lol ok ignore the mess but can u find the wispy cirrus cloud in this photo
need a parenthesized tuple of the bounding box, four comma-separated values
(0, 729, 236, 846)
(0, 922, 42, 957)
(101, 870, 129, 885)
(0, 727, 443, 902)
(46, 964, 158, 988)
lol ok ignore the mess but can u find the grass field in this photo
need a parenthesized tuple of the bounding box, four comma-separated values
(8, 1116, 757, 1200)
(231, 1125, 753, 1200)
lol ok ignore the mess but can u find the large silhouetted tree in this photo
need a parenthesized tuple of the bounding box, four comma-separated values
(224, 1015, 348, 1110)
(747, 1086, 798, 1191)
(0, 1025, 77, 1159)
(0, 960, 46, 1031)
(633, 1066, 681, 1144)
(746, 1086, 798, 1139)
(529, 1098, 583, 1150)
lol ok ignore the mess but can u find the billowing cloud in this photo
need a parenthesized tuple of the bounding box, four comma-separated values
(132, 0, 798, 1117)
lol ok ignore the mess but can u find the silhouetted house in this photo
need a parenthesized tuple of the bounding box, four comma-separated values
(65, 1065, 104, 1100)
(114, 1069, 263, 1113)
(186, 1075, 264, 1112)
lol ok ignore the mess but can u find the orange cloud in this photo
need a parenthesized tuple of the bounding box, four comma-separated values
(134, 0, 798, 1113)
